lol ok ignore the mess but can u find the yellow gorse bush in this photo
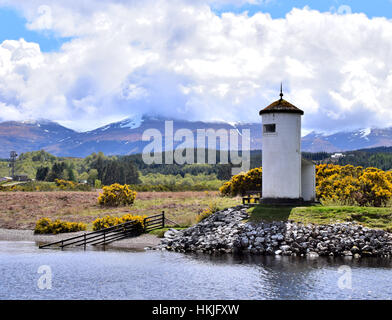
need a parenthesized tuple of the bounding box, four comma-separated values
(221, 164, 392, 207)
(196, 202, 220, 223)
(316, 165, 392, 207)
(357, 167, 392, 207)
(55, 179, 76, 189)
(97, 183, 137, 207)
(34, 217, 87, 234)
(219, 167, 262, 197)
(55, 179, 91, 191)
(92, 213, 147, 231)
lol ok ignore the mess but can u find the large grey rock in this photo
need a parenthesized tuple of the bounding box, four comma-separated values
(307, 252, 319, 258)
(240, 237, 249, 248)
(164, 228, 181, 239)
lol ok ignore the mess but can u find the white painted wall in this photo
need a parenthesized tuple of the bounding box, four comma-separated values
(261, 113, 302, 199)
(301, 159, 316, 202)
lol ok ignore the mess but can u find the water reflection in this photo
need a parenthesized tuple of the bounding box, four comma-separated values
(1, 241, 392, 300)
(181, 252, 392, 299)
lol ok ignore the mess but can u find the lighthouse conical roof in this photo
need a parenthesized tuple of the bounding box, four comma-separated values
(259, 98, 304, 115)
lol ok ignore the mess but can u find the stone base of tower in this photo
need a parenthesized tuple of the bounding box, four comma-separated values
(260, 197, 315, 206)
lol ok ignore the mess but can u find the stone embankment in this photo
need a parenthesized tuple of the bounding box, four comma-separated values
(154, 206, 392, 258)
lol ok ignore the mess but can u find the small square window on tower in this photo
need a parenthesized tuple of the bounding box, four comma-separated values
(263, 124, 276, 133)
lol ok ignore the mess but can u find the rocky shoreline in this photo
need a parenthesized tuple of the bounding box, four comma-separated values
(154, 206, 392, 258)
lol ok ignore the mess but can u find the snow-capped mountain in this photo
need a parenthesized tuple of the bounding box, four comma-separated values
(0, 119, 77, 157)
(40, 115, 262, 157)
(301, 127, 392, 153)
(1, 116, 392, 158)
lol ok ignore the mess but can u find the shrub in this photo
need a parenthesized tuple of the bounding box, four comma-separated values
(316, 165, 392, 207)
(222, 164, 392, 207)
(0, 181, 57, 192)
(91, 215, 120, 230)
(34, 218, 87, 234)
(135, 173, 225, 191)
(92, 213, 147, 232)
(357, 168, 392, 207)
(219, 181, 232, 196)
(55, 179, 92, 191)
(55, 179, 76, 189)
(219, 167, 262, 196)
(94, 179, 102, 189)
(97, 184, 137, 207)
(0, 181, 92, 192)
(196, 202, 220, 223)
(316, 172, 361, 205)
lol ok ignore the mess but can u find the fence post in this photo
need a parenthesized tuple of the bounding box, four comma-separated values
(162, 211, 165, 228)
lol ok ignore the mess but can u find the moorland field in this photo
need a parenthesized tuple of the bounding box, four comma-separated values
(0, 191, 240, 230)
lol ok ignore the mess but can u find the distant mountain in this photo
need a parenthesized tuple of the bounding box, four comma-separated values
(0, 120, 76, 157)
(0, 116, 262, 158)
(302, 128, 392, 153)
(1, 116, 392, 158)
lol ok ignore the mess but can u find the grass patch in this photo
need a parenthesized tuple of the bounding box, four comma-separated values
(148, 227, 187, 238)
(248, 205, 392, 231)
(129, 194, 240, 226)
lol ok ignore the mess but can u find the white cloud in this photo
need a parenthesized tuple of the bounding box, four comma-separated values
(26, 5, 53, 30)
(0, 1, 391, 133)
(0, 102, 24, 120)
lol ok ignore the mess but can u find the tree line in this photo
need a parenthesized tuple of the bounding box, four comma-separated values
(35, 151, 139, 186)
(334, 152, 392, 171)
(5, 147, 392, 188)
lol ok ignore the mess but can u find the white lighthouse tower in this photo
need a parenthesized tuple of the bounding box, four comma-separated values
(259, 85, 315, 204)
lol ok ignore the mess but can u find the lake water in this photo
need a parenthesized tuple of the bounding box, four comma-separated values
(1, 241, 392, 300)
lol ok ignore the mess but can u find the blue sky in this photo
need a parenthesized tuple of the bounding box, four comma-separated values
(213, 0, 392, 19)
(1, 1, 391, 52)
(0, 7, 69, 52)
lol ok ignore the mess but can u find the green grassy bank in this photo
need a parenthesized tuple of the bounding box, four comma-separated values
(248, 205, 392, 231)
